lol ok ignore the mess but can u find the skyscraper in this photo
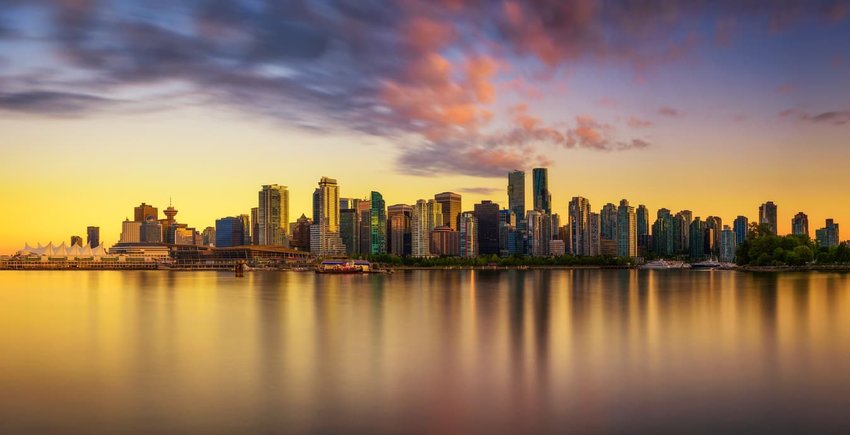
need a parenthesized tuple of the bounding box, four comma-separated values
(250, 207, 259, 245)
(459, 211, 478, 258)
(653, 208, 675, 257)
(358, 200, 372, 256)
(86, 226, 100, 247)
(617, 199, 636, 258)
(238, 214, 251, 246)
(134, 203, 158, 222)
(474, 200, 500, 255)
(719, 226, 737, 262)
(733, 216, 748, 246)
(792, 212, 809, 237)
(291, 214, 312, 252)
(70, 235, 83, 247)
(532, 168, 551, 214)
(569, 196, 591, 256)
(600, 203, 618, 242)
(636, 205, 650, 238)
(705, 216, 723, 257)
(689, 218, 706, 260)
(215, 217, 244, 248)
(140, 217, 162, 243)
(387, 204, 413, 256)
(589, 212, 601, 256)
(340, 208, 360, 256)
(525, 210, 546, 256)
(507, 170, 525, 220)
(369, 192, 387, 255)
(759, 201, 778, 235)
(412, 200, 441, 257)
(258, 184, 289, 246)
(434, 192, 462, 231)
(311, 177, 346, 256)
(430, 226, 459, 257)
(119, 219, 141, 243)
(816, 219, 840, 248)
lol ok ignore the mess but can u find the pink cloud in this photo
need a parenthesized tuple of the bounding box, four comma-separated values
(658, 106, 685, 117)
(627, 116, 653, 129)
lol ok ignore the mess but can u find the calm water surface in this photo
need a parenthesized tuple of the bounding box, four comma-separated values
(1, 270, 850, 434)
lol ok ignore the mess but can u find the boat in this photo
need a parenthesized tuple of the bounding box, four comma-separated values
(691, 258, 722, 269)
(316, 260, 368, 274)
(641, 259, 688, 269)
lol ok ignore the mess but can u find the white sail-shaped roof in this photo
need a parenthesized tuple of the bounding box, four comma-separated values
(17, 242, 110, 258)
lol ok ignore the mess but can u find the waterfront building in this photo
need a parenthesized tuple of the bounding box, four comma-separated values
(569, 196, 591, 256)
(636, 205, 650, 237)
(140, 218, 162, 243)
(369, 191, 387, 255)
(251, 207, 259, 245)
(759, 201, 778, 235)
(86, 226, 100, 248)
(387, 204, 413, 257)
(532, 168, 551, 215)
(652, 209, 675, 257)
(258, 184, 289, 246)
(600, 203, 618, 242)
(411, 200, 442, 257)
(733, 216, 748, 247)
(291, 214, 313, 252)
(474, 200, 500, 255)
(358, 200, 372, 256)
(430, 226, 459, 257)
(617, 199, 637, 258)
(792, 212, 809, 237)
(551, 213, 561, 240)
(340, 208, 360, 256)
(70, 235, 83, 247)
(434, 192, 462, 231)
(705, 216, 723, 257)
(507, 170, 525, 220)
(589, 212, 601, 256)
(119, 219, 141, 243)
(134, 203, 158, 222)
(160, 204, 178, 244)
(689, 218, 707, 260)
(525, 210, 545, 256)
(459, 212, 478, 258)
(720, 225, 737, 262)
(549, 239, 566, 257)
(816, 219, 840, 248)
(238, 214, 251, 246)
(498, 209, 517, 256)
(216, 217, 245, 248)
(202, 227, 216, 246)
(676, 210, 693, 253)
(310, 177, 346, 256)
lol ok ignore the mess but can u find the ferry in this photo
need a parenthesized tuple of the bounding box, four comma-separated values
(316, 260, 371, 274)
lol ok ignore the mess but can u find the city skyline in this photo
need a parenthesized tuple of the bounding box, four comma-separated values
(2, 2, 850, 253)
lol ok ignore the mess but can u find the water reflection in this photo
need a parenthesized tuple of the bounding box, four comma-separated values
(1, 270, 850, 433)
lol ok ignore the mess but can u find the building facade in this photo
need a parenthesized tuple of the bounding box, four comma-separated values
(792, 212, 809, 237)
(434, 192, 462, 231)
(532, 167, 551, 214)
(759, 201, 778, 235)
(474, 200, 500, 256)
(507, 170, 525, 221)
(258, 184, 289, 246)
(617, 199, 637, 258)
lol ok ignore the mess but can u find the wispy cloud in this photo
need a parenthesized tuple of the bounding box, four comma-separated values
(658, 106, 685, 118)
(780, 108, 850, 125)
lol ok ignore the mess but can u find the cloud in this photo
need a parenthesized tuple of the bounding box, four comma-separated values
(456, 187, 501, 195)
(627, 116, 653, 129)
(658, 106, 685, 117)
(781, 108, 850, 125)
(0, 90, 116, 115)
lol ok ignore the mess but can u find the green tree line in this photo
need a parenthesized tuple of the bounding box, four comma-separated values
(736, 223, 850, 266)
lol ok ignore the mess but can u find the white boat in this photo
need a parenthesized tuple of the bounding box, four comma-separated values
(641, 260, 688, 269)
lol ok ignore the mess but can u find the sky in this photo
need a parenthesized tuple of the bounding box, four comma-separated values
(1, 0, 849, 253)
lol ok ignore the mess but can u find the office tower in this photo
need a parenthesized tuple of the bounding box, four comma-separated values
(237, 214, 251, 246)
(215, 217, 244, 248)
(792, 212, 809, 237)
(160, 203, 178, 244)
(434, 192, 462, 231)
(70, 235, 83, 247)
(119, 219, 141, 243)
(600, 203, 618, 242)
(525, 210, 545, 256)
(569, 196, 591, 256)
(86, 226, 100, 248)
(173, 226, 198, 246)
(340, 209, 359, 256)
(459, 212, 478, 258)
(689, 218, 706, 260)
(134, 203, 158, 222)
(202, 227, 216, 246)
(677, 210, 693, 253)
(617, 199, 637, 258)
(558, 225, 570, 252)
(258, 184, 289, 246)
(311, 177, 346, 256)
(387, 204, 413, 256)
(507, 170, 525, 220)
(369, 191, 387, 255)
(474, 200, 500, 255)
(653, 209, 675, 257)
(759, 201, 778, 235)
(430, 226, 460, 257)
(532, 168, 551, 214)
(733, 216, 749, 246)
(816, 219, 840, 248)
(358, 200, 372, 255)
(636, 205, 650, 237)
(705, 216, 722, 256)
(140, 217, 163, 243)
(499, 209, 517, 256)
(589, 212, 601, 256)
(551, 213, 561, 240)
(411, 200, 442, 257)
(339, 198, 357, 210)
(719, 226, 737, 262)
(550, 239, 566, 256)
(250, 208, 259, 245)
(291, 214, 313, 251)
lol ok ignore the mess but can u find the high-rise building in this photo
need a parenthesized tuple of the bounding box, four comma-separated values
(792, 212, 809, 237)
(70, 235, 83, 247)
(434, 192, 462, 231)
(526, 210, 546, 256)
(653, 208, 675, 257)
(250, 207, 259, 245)
(140, 218, 162, 243)
(636, 205, 650, 237)
(677, 210, 693, 253)
(532, 168, 551, 214)
(589, 212, 601, 256)
(499, 209, 518, 256)
(387, 204, 413, 256)
(134, 203, 158, 222)
(719, 225, 737, 262)
(340, 208, 360, 256)
(238, 214, 251, 246)
(86, 226, 99, 247)
(291, 214, 313, 251)
(411, 200, 442, 257)
(733, 216, 749, 246)
(459, 212, 478, 258)
(569, 196, 591, 256)
(759, 201, 778, 235)
(617, 199, 637, 258)
(310, 177, 346, 256)
(358, 200, 372, 256)
(160, 203, 178, 244)
(474, 200, 500, 255)
(600, 203, 618, 242)
(119, 219, 141, 243)
(202, 227, 216, 246)
(689, 218, 706, 260)
(705, 216, 722, 256)
(369, 191, 387, 255)
(816, 219, 840, 248)
(430, 226, 459, 257)
(507, 170, 525, 220)
(258, 184, 289, 246)
(215, 217, 245, 248)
